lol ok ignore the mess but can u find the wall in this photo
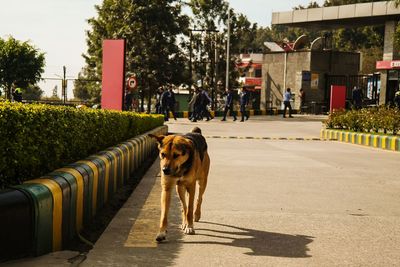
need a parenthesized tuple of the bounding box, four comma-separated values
(262, 51, 311, 110)
(262, 50, 360, 110)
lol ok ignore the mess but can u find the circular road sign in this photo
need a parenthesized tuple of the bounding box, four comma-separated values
(127, 76, 137, 90)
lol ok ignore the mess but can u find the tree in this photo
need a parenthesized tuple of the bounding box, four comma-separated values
(82, 0, 189, 110)
(0, 36, 45, 99)
(22, 84, 44, 101)
(73, 66, 100, 102)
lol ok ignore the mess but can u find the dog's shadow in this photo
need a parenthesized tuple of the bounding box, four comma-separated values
(185, 221, 314, 258)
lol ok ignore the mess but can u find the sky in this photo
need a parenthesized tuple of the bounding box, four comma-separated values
(0, 0, 324, 98)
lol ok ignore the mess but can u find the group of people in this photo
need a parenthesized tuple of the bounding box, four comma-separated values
(156, 86, 177, 121)
(221, 87, 251, 122)
(188, 87, 213, 122)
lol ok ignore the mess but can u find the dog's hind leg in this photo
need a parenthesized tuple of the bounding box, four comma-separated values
(194, 175, 208, 222)
(176, 183, 188, 230)
(195, 155, 210, 222)
(156, 186, 172, 242)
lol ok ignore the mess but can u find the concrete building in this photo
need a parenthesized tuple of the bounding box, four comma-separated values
(262, 50, 360, 111)
(271, 1, 400, 106)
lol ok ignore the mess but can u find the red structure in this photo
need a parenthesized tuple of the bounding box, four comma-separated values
(101, 39, 126, 111)
(330, 85, 346, 113)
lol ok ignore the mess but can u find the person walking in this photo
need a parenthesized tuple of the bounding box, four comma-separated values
(221, 88, 237, 121)
(124, 89, 133, 111)
(160, 87, 170, 121)
(188, 88, 199, 121)
(283, 88, 293, 118)
(167, 86, 177, 120)
(191, 88, 202, 122)
(200, 88, 213, 121)
(239, 87, 250, 122)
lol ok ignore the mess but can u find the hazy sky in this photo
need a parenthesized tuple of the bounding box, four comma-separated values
(0, 0, 324, 98)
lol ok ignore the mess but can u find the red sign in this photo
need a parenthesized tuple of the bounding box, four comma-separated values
(330, 85, 346, 113)
(127, 76, 137, 90)
(101, 39, 126, 111)
(245, 77, 262, 86)
(376, 60, 400, 70)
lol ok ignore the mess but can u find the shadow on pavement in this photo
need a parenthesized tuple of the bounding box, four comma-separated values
(189, 221, 314, 258)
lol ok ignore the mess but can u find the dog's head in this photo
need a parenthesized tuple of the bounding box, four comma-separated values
(149, 134, 193, 177)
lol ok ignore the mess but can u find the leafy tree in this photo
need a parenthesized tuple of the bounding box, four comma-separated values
(0, 36, 45, 99)
(73, 66, 100, 102)
(22, 84, 44, 101)
(82, 0, 189, 111)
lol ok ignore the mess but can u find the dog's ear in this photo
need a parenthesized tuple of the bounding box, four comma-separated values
(149, 134, 165, 145)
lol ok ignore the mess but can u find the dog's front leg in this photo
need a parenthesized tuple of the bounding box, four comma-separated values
(184, 185, 196, 235)
(156, 185, 172, 242)
(176, 183, 188, 231)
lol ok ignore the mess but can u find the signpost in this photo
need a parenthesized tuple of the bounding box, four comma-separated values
(127, 76, 137, 91)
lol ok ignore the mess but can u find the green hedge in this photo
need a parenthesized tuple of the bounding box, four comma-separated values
(324, 106, 400, 135)
(0, 102, 164, 188)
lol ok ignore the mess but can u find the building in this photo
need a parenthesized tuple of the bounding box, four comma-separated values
(236, 54, 263, 109)
(271, 1, 400, 107)
(261, 50, 360, 111)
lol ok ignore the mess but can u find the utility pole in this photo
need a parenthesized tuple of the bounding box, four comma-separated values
(213, 33, 219, 111)
(225, 10, 231, 90)
(189, 31, 193, 98)
(62, 66, 67, 103)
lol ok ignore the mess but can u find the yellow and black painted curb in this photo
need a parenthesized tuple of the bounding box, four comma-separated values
(320, 129, 400, 152)
(205, 135, 322, 141)
(0, 125, 167, 259)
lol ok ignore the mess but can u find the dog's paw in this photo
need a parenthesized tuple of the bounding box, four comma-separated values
(180, 223, 187, 231)
(184, 227, 195, 235)
(156, 231, 167, 242)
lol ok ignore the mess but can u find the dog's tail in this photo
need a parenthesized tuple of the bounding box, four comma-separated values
(191, 127, 202, 135)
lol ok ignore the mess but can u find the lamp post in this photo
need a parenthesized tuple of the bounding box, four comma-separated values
(225, 10, 231, 90)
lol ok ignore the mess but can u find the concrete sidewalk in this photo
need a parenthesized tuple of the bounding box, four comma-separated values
(82, 117, 400, 266)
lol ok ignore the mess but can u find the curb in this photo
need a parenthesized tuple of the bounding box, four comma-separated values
(320, 129, 400, 152)
(0, 125, 168, 259)
(205, 136, 321, 141)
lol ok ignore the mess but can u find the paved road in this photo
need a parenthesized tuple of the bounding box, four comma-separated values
(6, 116, 400, 266)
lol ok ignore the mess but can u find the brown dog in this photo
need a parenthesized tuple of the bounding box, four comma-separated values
(149, 127, 210, 242)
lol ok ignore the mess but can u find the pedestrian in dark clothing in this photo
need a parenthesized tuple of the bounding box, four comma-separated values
(160, 89, 170, 121)
(188, 89, 199, 121)
(167, 87, 177, 120)
(200, 89, 213, 121)
(13, 87, 23, 102)
(124, 89, 133, 111)
(221, 88, 237, 121)
(352, 86, 363, 110)
(283, 88, 293, 118)
(239, 88, 250, 122)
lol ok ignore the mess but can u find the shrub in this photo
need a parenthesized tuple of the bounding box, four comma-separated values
(0, 102, 164, 188)
(324, 106, 400, 135)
